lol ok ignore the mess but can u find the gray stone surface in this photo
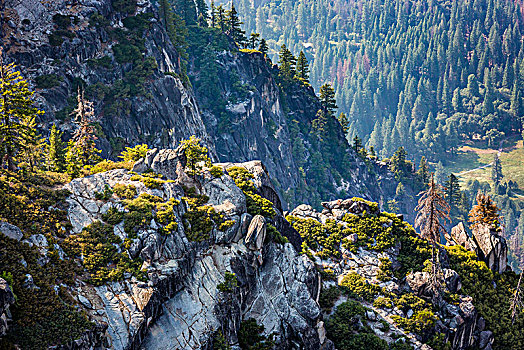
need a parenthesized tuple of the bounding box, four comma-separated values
(0, 222, 23, 241)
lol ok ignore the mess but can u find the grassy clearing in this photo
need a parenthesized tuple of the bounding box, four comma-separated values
(440, 137, 524, 201)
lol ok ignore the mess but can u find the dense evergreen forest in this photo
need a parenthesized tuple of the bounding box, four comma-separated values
(231, 0, 524, 159)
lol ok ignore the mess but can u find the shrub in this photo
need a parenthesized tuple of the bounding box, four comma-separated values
(210, 165, 224, 178)
(265, 223, 288, 245)
(325, 300, 389, 350)
(35, 74, 62, 89)
(217, 272, 238, 293)
(101, 207, 124, 225)
(339, 272, 381, 302)
(238, 318, 274, 350)
(373, 297, 394, 309)
(94, 184, 113, 200)
(88, 160, 133, 174)
(113, 183, 137, 199)
(119, 144, 150, 162)
(62, 221, 146, 285)
(228, 166, 275, 218)
(141, 176, 165, 189)
(319, 286, 341, 310)
(391, 309, 437, 334)
(377, 257, 392, 282)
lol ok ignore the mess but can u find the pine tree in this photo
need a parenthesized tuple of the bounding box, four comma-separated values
(445, 173, 461, 207)
(195, 0, 209, 26)
(467, 74, 479, 97)
(434, 161, 446, 185)
(491, 153, 503, 186)
(469, 192, 501, 231)
(18, 112, 45, 171)
(216, 5, 226, 31)
(67, 88, 100, 177)
(46, 124, 66, 172)
(415, 174, 451, 303)
(336, 112, 348, 134)
(179, 135, 211, 176)
(173, 0, 197, 25)
(319, 83, 337, 116)
(248, 33, 260, 49)
(227, 3, 246, 46)
(452, 88, 462, 112)
(0, 62, 43, 171)
(352, 135, 362, 153)
(258, 38, 268, 56)
(417, 156, 430, 185)
(210, 0, 216, 27)
(160, 0, 188, 58)
(277, 44, 296, 81)
(295, 51, 309, 81)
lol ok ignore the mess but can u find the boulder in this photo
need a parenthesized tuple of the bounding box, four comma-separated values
(245, 215, 266, 252)
(0, 278, 15, 336)
(0, 222, 23, 241)
(471, 224, 507, 274)
(445, 223, 476, 251)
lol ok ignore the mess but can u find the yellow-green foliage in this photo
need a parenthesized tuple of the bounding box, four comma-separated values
(286, 216, 349, 259)
(351, 197, 380, 213)
(339, 272, 381, 302)
(0, 172, 92, 348)
(227, 166, 276, 218)
(446, 245, 524, 349)
(217, 271, 238, 293)
(182, 192, 230, 242)
(391, 309, 437, 335)
(239, 48, 262, 54)
(88, 160, 133, 175)
(122, 193, 163, 237)
(373, 296, 394, 309)
(119, 144, 150, 162)
(0, 172, 71, 239)
(155, 198, 180, 235)
(112, 183, 137, 199)
(101, 206, 124, 225)
(63, 221, 146, 285)
(210, 165, 224, 178)
(377, 257, 392, 282)
(129, 171, 169, 189)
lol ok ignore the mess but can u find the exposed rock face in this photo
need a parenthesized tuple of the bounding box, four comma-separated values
(288, 202, 489, 350)
(471, 224, 508, 274)
(0, 278, 15, 336)
(61, 158, 327, 349)
(0, 222, 23, 241)
(447, 223, 508, 274)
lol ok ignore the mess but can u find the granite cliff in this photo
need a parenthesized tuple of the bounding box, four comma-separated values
(3, 0, 407, 213)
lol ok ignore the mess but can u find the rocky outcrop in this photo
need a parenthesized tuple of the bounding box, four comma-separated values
(0, 278, 15, 337)
(446, 223, 508, 274)
(0, 222, 23, 241)
(471, 224, 508, 274)
(287, 201, 491, 350)
(61, 157, 327, 349)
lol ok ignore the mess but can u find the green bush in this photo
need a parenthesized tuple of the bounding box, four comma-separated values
(319, 286, 341, 310)
(94, 184, 113, 200)
(265, 223, 288, 245)
(326, 300, 389, 350)
(377, 257, 393, 282)
(217, 272, 238, 293)
(89, 160, 133, 174)
(63, 221, 146, 285)
(119, 144, 150, 162)
(35, 74, 62, 89)
(210, 165, 224, 178)
(113, 183, 137, 199)
(238, 318, 275, 350)
(228, 166, 275, 218)
(391, 309, 437, 335)
(101, 207, 124, 225)
(373, 297, 394, 309)
(339, 272, 381, 302)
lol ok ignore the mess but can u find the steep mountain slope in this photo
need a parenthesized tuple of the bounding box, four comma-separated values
(4, 0, 404, 211)
(0, 150, 521, 349)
